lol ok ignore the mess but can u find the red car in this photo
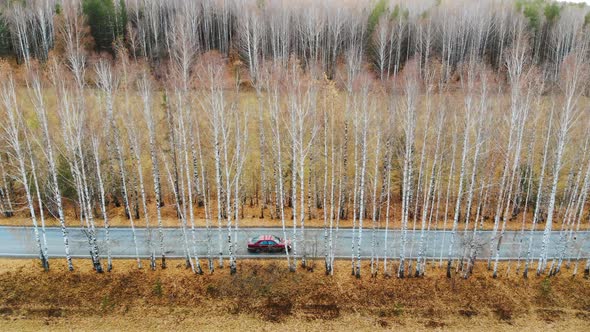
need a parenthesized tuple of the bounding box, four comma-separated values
(247, 235, 291, 253)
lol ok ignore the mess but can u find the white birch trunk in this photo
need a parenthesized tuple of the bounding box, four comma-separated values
(95, 61, 142, 269)
(268, 81, 291, 270)
(538, 44, 586, 274)
(1, 81, 46, 270)
(28, 140, 49, 271)
(370, 129, 381, 278)
(195, 119, 214, 272)
(0, 154, 14, 217)
(355, 96, 369, 278)
(447, 98, 471, 278)
(524, 110, 553, 278)
(92, 138, 112, 271)
(31, 76, 73, 271)
(139, 76, 166, 269)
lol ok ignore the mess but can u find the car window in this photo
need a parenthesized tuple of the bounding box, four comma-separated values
(268, 241, 276, 245)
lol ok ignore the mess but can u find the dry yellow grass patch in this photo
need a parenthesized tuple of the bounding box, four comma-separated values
(0, 258, 588, 331)
(0, 201, 583, 231)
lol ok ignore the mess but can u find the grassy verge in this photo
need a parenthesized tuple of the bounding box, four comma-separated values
(0, 259, 589, 330)
(1, 208, 584, 231)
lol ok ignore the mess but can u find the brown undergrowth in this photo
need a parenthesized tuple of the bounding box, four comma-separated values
(0, 259, 588, 331)
(0, 203, 583, 231)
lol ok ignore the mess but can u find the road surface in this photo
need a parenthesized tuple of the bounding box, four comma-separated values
(0, 226, 588, 260)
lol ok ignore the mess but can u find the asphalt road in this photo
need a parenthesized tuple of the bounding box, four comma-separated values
(0, 226, 588, 260)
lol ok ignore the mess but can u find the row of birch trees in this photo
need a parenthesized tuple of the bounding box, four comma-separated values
(2, 0, 590, 80)
(0, 0, 589, 279)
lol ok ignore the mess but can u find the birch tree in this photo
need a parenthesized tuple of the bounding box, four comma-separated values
(92, 137, 112, 271)
(370, 126, 381, 278)
(523, 107, 554, 278)
(538, 39, 588, 275)
(138, 73, 167, 269)
(29, 74, 73, 271)
(492, 43, 535, 277)
(398, 67, 418, 278)
(0, 152, 14, 218)
(446, 61, 478, 278)
(126, 110, 157, 271)
(203, 64, 228, 269)
(354, 86, 370, 279)
(265, 65, 293, 271)
(95, 60, 142, 269)
(55, 70, 103, 273)
(287, 64, 318, 268)
(1, 74, 48, 270)
(416, 107, 445, 277)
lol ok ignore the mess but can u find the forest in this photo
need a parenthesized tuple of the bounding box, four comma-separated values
(0, 0, 589, 282)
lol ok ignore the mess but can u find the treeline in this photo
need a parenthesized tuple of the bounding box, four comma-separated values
(1, 0, 589, 80)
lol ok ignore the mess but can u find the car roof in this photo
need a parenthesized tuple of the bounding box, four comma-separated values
(256, 235, 279, 242)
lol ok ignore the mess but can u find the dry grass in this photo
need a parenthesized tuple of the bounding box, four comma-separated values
(0, 258, 588, 331)
(0, 203, 584, 231)
(0, 311, 588, 331)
